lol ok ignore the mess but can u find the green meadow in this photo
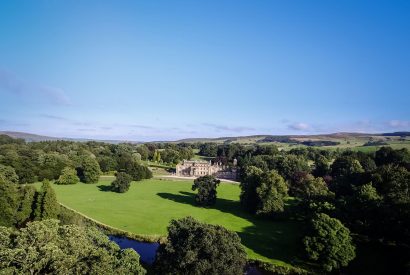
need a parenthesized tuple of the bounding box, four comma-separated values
(39, 178, 304, 267)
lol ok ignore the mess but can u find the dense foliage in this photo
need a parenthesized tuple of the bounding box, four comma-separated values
(240, 166, 288, 216)
(77, 155, 101, 183)
(191, 175, 220, 206)
(303, 213, 356, 272)
(111, 172, 133, 193)
(33, 180, 59, 220)
(155, 216, 246, 275)
(55, 167, 79, 185)
(0, 219, 145, 274)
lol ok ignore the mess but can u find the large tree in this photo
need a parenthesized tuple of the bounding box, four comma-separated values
(240, 166, 288, 216)
(77, 155, 101, 183)
(191, 175, 220, 206)
(240, 166, 264, 213)
(55, 167, 80, 185)
(276, 154, 310, 182)
(0, 219, 145, 274)
(330, 155, 365, 196)
(155, 217, 246, 275)
(124, 161, 152, 181)
(303, 213, 356, 272)
(0, 164, 19, 184)
(255, 170, 288, 216)
(291, 173, 332, 200)
(111, 172, 133, 193)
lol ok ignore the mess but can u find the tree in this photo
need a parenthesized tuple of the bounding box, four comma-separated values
(34, 180, 59, 220)
(161, 149, 181, 164)
(375, 147, 410, 167)
(38, 152, 71, 181)
(136, 145, 149, 160)
(111, 172, 132, 193)
(330, 156, 364, 196)
(153, 150, 161, 162)
(15, 185, 36, 227)
(0, 178, 19, 227)
(77, 155, 101, 183)
(155, 217, 246, 275)
(0, 164, 19, 184)
(276, 154, 310, 182)
(240, 166, 264, 213)
(342, 183, 382, 235)
(371, 165, 410, 244)
(240, 167, 288, 216)
(372, 165, 409, 205)
(0, 219, 145, 274)
(292, 173, 332, 200)
(125, 161, 152, 181)
(55, 167, 80, 185)
(98, 156, 118, 172)
(303, 213, 356, 272)
(191, 175, 220, 206)
(312, 155, 330, 177)
(255, 170, 288, 216)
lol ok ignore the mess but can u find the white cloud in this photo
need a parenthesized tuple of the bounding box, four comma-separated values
(387, 120, 410, 128)
(288, 122, 310, 131)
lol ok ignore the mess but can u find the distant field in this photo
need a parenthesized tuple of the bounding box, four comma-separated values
(37, 179, 304, 267)
(180, 134, 410, 152)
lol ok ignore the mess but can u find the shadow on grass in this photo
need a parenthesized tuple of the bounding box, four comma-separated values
(156, 191, 305, 265)
(97, 185, 112, 192)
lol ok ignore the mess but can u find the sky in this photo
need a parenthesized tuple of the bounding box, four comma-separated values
(0, 0, 409, 141)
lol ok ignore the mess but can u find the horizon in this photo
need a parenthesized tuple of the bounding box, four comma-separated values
(1, 1, 409, 141)
(1, 129, 409, 143)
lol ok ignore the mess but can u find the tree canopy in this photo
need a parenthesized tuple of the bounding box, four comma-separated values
(303, 213, 356, 272)
(76, 155, 101, 183)
(55, 167, 79, 185)
(111, 172, 133, 193)
(191, 175, 220, 206)
(240, 166, 288, 216)
(0, 219, 146, 274)
(155, 216, 246, 275)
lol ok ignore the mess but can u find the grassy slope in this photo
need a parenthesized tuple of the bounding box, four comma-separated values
(41, 179, 303, 267)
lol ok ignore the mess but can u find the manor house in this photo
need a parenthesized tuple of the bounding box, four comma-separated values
(176, 159, 238, 180)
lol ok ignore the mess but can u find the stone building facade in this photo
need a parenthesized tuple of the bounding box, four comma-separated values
(176, 160, 238, 180)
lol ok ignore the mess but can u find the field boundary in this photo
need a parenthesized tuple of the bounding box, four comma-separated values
(59, 203, 166, 243)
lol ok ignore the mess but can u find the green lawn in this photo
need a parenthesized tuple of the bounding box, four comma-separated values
(40, 179, 303, 267)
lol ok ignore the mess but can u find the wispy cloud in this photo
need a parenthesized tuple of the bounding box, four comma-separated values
(387, 120, 410, 129)
(202, 123, 255, 132)
(39, 114, 70, 121)
(129, 124, 155, 130)
(0, 68, 71, 105)
(0, 119, 30, 127)
(288, 122, 310, 131)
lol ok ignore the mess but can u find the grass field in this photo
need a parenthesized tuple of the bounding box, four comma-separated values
(39, 178, 304, 267)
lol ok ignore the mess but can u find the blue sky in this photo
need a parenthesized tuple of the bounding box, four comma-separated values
(0, 1, 409, 141)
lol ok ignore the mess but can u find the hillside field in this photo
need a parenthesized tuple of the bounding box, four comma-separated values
(36, 179, 304, 267)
